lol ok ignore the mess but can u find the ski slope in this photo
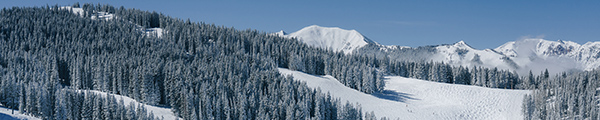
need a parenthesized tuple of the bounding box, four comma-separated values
(278, 68, 530, 120)
(0, 106, 40, 120)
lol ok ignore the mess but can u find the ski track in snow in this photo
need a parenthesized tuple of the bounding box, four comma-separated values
(278, 68, 530, 120)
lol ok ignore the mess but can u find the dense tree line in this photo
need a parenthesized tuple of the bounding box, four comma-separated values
(522, 69, 600, 120)
(384, 61, 522, 89)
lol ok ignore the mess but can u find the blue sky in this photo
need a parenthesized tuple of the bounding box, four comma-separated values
(3, 1, 600, 49)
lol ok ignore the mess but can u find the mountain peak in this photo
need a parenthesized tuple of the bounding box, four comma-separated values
(284, 25, 375, 54)
(454, 40, 471, 47)
(274, 30, 286, 36)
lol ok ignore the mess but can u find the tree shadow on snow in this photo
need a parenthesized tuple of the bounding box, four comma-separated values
(372, 90, 418, 102)
(0, 113, 20, 120)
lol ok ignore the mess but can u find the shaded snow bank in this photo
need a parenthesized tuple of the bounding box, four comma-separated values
(0, 106, 40, 120)
(278, 68, 530, 120)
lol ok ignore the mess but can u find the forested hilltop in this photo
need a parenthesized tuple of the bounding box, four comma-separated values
(1, 3, 599, 120)
(0, 3, 374, 119)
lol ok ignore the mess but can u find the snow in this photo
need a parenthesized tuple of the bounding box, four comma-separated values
(273, 30, 286, 36)
(283, 25, 376, 54)
(434, 41, 513, 70)
(276, 25, 600, 74)
(91, 12, 116, 20)
(275, 25, 600, 74)
(494, 38, 589, 74)
(59, 6, 84, 17)
(278, 68, 530, 120)
(0, 106, 40, 120)
(60, 6, 115, 20)
(145, 28, 164, 38)
(80, 90, 181, 120)
(399, 38, 597, 75)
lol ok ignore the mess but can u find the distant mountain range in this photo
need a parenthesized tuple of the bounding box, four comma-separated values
(277, 25, 600, 74)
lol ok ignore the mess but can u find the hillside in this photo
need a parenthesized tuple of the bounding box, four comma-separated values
(0, 4, 373, 119)
(279, 68, 530, 120)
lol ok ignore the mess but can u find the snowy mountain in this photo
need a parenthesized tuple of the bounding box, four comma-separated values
(273, 30, 286, 37)
(279, 68, 529, 120)
(494, 38, 600, 72)
(418, 38, 600, 74)
(276, 25, 517, 70)
(432, 41, 515, 70)
(279, 25, 377, 54)
(277, 25, 600, 74)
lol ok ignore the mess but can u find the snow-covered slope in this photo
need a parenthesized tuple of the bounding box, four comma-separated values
(0, 106, 40, 120)
(281, 25, 376, 54)
(278, 68, 530, 120)
(82, 90, 181, 120)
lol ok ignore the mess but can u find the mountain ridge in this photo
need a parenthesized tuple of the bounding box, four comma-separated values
(280, 25, 600, 74)
(279, 25, 377, 54)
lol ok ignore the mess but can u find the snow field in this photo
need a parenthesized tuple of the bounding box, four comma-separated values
(278, 68, 530, 120)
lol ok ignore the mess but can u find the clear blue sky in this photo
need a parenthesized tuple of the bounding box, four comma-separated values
(3, 0, 600, 49)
